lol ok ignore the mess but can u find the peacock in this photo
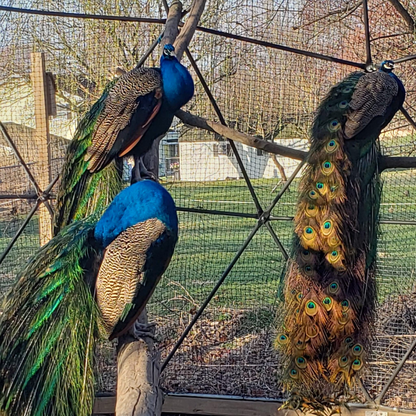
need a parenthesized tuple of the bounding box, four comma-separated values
(276, 61, 405, 411)
(53, 43, 194, 235)
(0, 179, 178, 416)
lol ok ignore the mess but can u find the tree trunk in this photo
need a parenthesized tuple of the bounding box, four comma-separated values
(116, 311, 162, 416)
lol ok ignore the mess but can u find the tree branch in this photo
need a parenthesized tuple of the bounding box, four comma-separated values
(175, 109, 308, 160)
(386, 0, 415, 33)
(176, 110, 416, 171)
(174, 0, 206, 60)
(160, 0, 182, 48)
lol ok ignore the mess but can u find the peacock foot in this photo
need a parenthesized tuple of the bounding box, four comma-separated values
(129, 320, 158, 341)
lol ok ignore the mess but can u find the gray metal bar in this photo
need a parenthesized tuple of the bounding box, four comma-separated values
(264, 222, 288, 260)
(161, 220, 262, 372)
(0, 6, 366, 69)
(0, 200, 41, 266)
(375, 336, 416, 405)
(0, 121, 55, 217)
(400, 106, 416, 131)
(176, 206, 258, 219)
(184, 49, 264, 216)
(362, 0, 372, 66)
(262, 160, 306, 217)
(0, 194, 38, 200)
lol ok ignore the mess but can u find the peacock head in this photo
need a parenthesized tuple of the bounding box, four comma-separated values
(163, 44, 176, 59)
(380, 60, 395, 73)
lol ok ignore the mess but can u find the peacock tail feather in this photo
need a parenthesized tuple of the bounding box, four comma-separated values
(53, 79, 123, 236)
(0, 219, 101, 416)
(276, 71, 385, 408)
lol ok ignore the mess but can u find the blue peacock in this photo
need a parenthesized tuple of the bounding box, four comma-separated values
(53, 43, 194, 235)
(0, 180, 178, 416)
(276, 61, 405, 410)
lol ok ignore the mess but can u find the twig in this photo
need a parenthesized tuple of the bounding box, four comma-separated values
(386, 0, 415, 33)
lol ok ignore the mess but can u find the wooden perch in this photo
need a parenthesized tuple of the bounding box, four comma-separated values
(175, 109, 308, 160)
(160, 0, 182, 48)
(116, 312, 162, 416)
(174, 0, 206, 60)
(176, 109, 416, 171)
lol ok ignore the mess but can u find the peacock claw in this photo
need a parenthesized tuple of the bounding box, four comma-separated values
(129, 321, 158, 341)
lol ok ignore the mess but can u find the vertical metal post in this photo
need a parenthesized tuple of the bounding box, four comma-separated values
(362, 0, 372, 66)
(31, 52, 53, 245)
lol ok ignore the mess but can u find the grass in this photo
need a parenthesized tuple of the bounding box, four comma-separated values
(1, 173, 416, 317)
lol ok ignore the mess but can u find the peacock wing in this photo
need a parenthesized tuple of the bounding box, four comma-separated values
(95, 218, 177, 340)
(84, 67, 162, 173)
(344, 71, 398, 139)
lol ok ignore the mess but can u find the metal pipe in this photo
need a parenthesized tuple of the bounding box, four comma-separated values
(176, 206, 258, 219)
(262, 160, 306, 217)
(0, 122, 55, 217)
(161, 221, 262, 372)
(400, 106, 416, 131)
(375, 336, 416, 404)
(185, 49, 264, 216)
(264, 222, 288, 260)
(0, 6, 366, 69)
(394, 54, 416, 64)
(0, 201, 41, 266)
(0, 194, 38, 200)
(362, 0, 372, 66)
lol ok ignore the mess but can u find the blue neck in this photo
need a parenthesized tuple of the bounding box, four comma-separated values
(160, 55, 194, 111)
(94, 180, 178, 248)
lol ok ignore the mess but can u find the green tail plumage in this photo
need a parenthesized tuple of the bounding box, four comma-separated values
(53, 80, 123, 236)
(276, 72, 382, 409)
(0, 219, 100, 416)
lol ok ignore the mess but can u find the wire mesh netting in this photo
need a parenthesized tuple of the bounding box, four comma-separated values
(1, 0, 416, 410)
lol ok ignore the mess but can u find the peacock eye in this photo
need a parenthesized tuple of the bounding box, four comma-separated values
(339, 100, 348, 108)
(328, 281, 340, 294)
(324, 162, 331, 168)
(323, 297, 331, 305)
(316, 182, 324, 190)
(295, 356, 307, 369)
(324, 221, 331, 229)
(306, 227, 313, 234)
(305, 300, 318, 316)
(325, 139, 339, 153)
(352, 358, 363, 370)
(328, 120, 340, 132)
(332, 250, 338, 256)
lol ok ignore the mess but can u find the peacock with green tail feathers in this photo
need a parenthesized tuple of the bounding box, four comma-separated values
(0, 180, 178, 416)
(53, 44, 194, 235)
(276, 61, 405, 411)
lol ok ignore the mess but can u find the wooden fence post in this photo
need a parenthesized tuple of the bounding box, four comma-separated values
(31, 52, 53, 245)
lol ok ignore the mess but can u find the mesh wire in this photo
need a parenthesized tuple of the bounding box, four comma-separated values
(1, 0, 416, 409)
